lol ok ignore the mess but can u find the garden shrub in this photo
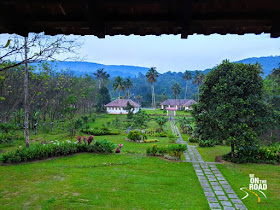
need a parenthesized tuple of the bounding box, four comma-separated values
(168, 133, 177, 143)
(0, 140, 116, 164)
(0, 132, 19, 144)
(144, 139, 158, 143)
(223, 144, 280, 164)
(189, 137, 198, 143)
(199, 140, 216, 147)
(146, 144, 187, 160)
(81, 128, 119, 136)
(127, 130, 141, 141)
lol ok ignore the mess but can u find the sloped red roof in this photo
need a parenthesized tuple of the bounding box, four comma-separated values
(160, 99, 196, 107)
(105, 99, 140, 108)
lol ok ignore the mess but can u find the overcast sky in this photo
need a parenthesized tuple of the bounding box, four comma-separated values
(80, 33, 280, 72)
(1, 33, 280, 73)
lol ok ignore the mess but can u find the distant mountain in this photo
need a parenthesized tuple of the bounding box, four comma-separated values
(234, 56, 280, 77)
(46, 61, 149, 78)
(40, 55, 280, 78)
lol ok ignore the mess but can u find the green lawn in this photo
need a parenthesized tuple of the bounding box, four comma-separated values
(197, 146, 231, 162)
(142, 108, 191, 116)
(218, 163, 280, 210)
(0, 154, 208, 209)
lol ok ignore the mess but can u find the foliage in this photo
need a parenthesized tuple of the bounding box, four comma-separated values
(199, 140, 216, 147)
(132, 110, 150, 128)
(0, 140, 116, 164)
(223, 144, 280, 164)
(172, 82, 182, 99)
(96, 87, 111, 112)
(144, 139, 159, 143)
(0, 123, 14, 133)
(127, 130, 142, 141)
(188, 137, 198, 143)
(175, 116, 194, 134)
(124, 102, 134, 119)
(0, 132, 19, 144)
(192, 60, 279, 155)
(146, 144, 187, 160)
(81, 127, 119, 136)
(155, 116, 168, 132)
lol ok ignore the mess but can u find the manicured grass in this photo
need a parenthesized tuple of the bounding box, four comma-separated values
(197, 146, 231, 162)
(218, 163, 280, 210)
(0, 154, 208, 209)
(142, 108, 191, 116)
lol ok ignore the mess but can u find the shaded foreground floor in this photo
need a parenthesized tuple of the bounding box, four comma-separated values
(0, 153, 208, 209)
(170, 119, 247, 210)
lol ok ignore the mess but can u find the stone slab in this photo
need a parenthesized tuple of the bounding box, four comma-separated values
(212, 186, 222, 191)
(221, 201, 232, 206)
(222, 185, 232, 189)
(207, 197, 218, 202)
(203, 187, 212, 192)
(215, 190, 225, 196)
(209, 202, 221, 208)
(225, 189, 235, 193)
(217, 195, 228, 200)
(210, 182, 220, 186)
(204, 192, 215, 197)
(235, 204, 247, 209)
(231, 199, 243, 204)
(228, 194, 238, 199)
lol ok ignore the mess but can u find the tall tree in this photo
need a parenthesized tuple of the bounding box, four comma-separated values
(0, 33, 82, 147)
(183, 70, 192, 99)
(172, 82, 182, 99)
(93, 68, 110, 89)
(125, 78, 133, 98)
(146, 67, 159, 109)
(113, 76, 123, 99)
(193, 71, 205, 101)
(192, 60, 278, 158)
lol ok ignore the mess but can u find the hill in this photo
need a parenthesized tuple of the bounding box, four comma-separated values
(45, 55, 280, 78)
(47, 61, 149, 78)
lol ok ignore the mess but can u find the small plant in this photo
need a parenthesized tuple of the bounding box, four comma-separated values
(146, 144, 158, 156)
(77, 135, 82, 143)
(144, 139, 158, 143)
(199, 140, 216, 147)
(87, 135, 94, 145)
(127, 130, 141, 141)
(189, 137, 198, 143)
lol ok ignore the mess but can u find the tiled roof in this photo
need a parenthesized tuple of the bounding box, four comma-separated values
(160, 99, 196, 107)
(105, 99, 140, 108)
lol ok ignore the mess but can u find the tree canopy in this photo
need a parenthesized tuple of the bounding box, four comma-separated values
(192, 60, 279, 157)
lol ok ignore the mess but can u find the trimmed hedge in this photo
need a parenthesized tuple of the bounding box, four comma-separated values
(0, 140, 116, 164)
(81, 128, 119, 136)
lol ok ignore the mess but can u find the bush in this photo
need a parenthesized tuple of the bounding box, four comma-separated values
(127, 130, 141, 141)
(199, 140, 216, 147)
(0, 140, 116, 164)
(0, 123, 14, 133)
(189, 137, 198, 143)
(168, 133, 177, 143)
(81, 128, 119, 136)
(223, 144, 280, 164)
(0, 132, 18, 144)
(146, 144, 187, 160)
(144, 139, 158, 143)
(81, 116, 89, 123)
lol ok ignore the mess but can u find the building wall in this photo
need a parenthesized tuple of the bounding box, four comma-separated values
(107, 107, 139, 114)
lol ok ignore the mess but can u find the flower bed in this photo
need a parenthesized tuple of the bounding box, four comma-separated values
(146, 144, 187, 161)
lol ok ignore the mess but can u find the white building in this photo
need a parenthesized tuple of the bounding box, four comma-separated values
(105, 99, 140, 114)
(160, 99, 196, 110)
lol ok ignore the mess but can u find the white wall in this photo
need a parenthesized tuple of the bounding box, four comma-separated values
(107, 107, 140, 114)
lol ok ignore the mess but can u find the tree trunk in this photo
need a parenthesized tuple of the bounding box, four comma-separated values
(231, 143, 234, 158)
(151, 83, 155, 109)
(185, 82, 187, 99)
(24, 36, 30, 148)
(197, 86, 200, 101)
(118, 90, 120, 99)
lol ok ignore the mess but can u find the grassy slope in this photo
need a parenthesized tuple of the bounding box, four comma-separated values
(197, 146, 231, 162)
(218, 163, 280, 210)
(0, 154, 208, 209)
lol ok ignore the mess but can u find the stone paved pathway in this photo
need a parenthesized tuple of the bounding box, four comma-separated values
(170, 119, 247, 210)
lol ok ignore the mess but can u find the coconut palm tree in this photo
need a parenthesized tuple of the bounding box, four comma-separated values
(183, 70, 192, 99)
(172, 82, 182, 99)
(113, 76, 123, 98)
(135, 95, 143, 104)
(125, 78, 133, 98)
(146, 67, 159, 109)
(193, 71, 205, 101)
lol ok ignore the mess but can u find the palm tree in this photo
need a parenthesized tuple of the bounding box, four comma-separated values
(93, 68, 110, 89)
(193, 71, 205, 101)
(183, 70, 192, 99)
(146, 67, 159, 109)
(125, 78, 133, 98)
(172, 82, 182, 99)
(135, 95, 143, 104)
(113, 76, 123, 98)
